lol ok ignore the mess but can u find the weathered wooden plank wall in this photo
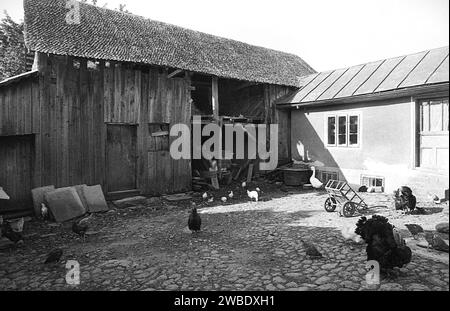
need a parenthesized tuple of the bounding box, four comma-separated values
(37, 55, 106, 189)
(267, 85, 294, 164)
(147, 73, 192, 195)
(1, 51, 294, 211)
(45, 55, 192, 195)
(0, 135, 34, 213)
(0, 77, 38, 136)
(0, 53, 193, 211)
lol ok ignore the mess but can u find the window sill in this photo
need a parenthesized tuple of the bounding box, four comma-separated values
(326, 145, 361, 149)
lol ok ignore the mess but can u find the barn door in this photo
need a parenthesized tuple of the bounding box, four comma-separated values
(0, 135, 34, 213)
(106, 125, 137, 193)
(419, 98, 449, 170)
(147, 123, 172, 195)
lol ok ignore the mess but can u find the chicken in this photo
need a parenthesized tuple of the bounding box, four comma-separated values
(241, 182, 247, 188)
(44, 248, 63, 264)
(425, 232, 449, 253)
(221, 197, 227, 203)
(404, 224, 424, 239)
(228, 191, 234, 199)
(72, 215, 92, 240)
(247, 190, 259, 202)
(202, 192, 208, 200)
(341, 223, 363, 243)
(355, 215, 411, 273)
(300, 240, 323, 258)
(256, 187, 261, 193)
(1, 221, 23, 244)
(358, 186, 368, 193)
(41, 203, 49, 220)
(393, 186, 418, 212)
(207, 197, 214, 203)
(188, 207, 201, 233)
(428, 193, 441, 204)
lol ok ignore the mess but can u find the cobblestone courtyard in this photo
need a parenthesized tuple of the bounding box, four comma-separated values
(0, 187, 449, 291)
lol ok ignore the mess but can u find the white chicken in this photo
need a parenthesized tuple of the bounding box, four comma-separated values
(221, 197, 227, 203)
(228, 191, 234, 199)
(428, 193, 441, 204)
(207, 197, 214, 203)
(41, 203, 49, 219)
(202, 192, 208, 200)
(247, 190, 259, 202)
(310, 167, 323, 189)
(241, 182, 247, 188)
(341, 223, 363, 244)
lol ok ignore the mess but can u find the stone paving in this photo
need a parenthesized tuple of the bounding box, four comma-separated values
(0, 187, 448, 291)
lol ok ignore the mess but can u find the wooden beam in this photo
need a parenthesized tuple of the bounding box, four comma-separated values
(235, 82, 259, 92)
(211, 76, 219, 121)
(168, 69, 183, 79)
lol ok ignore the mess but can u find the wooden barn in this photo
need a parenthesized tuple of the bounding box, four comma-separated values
(277, 46, 449, 199)
(0, 0, 315, 216)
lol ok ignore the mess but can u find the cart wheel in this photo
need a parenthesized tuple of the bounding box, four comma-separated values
(324, 197, 337, 212)
(342, 201, 357, 217)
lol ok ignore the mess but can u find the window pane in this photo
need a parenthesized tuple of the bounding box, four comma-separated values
(338, 116, 347, 145)
(421, 102, 429, 132)
(430, 101, 443, 132)
(349, 115, 358, 145)
(443, 100, 449, 132)
(327, 117, 336, 145)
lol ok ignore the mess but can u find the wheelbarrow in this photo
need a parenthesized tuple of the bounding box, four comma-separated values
(324, 180, 368, 217)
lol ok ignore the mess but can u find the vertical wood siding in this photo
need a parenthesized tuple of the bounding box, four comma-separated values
(0, 52, 291, 210)
(0, 53, 193, 211)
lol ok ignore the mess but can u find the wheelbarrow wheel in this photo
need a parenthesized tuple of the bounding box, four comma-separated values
(342, 201, 357, 217)
(324, 197, 337, 212)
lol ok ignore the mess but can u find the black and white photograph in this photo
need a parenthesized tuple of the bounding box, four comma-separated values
(0, 0, 448, 299)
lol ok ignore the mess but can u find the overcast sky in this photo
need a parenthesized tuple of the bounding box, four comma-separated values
(1, 0, 448, 72)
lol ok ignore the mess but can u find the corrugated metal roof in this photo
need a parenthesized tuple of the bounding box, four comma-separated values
(280, 46, 449, 105)
(335, 60, 384, 98)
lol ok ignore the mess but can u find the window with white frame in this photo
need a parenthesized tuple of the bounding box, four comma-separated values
(327, 113, 360, 147)
(420, 98, 449, 133)
(327, 116, 336, 145)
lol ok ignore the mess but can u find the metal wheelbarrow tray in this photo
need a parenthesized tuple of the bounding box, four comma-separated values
(324, 180, 368, 217)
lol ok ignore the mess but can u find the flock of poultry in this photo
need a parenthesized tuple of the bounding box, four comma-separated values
(1, 166, 447, 281)
(0, 210, 94, 265)
(189, 172, 448, 278)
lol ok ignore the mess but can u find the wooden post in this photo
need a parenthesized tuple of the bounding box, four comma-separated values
(212, 76, 219, 121)
(35, 52, 50, 188)
(246, 163, 254, 183)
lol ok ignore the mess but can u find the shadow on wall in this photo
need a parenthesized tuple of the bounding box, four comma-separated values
(292, 111, 345, 183)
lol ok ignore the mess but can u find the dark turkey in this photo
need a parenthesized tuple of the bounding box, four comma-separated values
(188, 207, 201, 232)
(405, 224, 424, 239)
(301, 240, 323, 259)
(394, 186, 421, 213)
(72, 215, 92, 240)
(356, 215, 412, 272)
(1, 221, 23, 244)
(44, 248, 63, 264)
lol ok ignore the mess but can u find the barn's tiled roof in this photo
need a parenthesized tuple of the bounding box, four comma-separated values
(23, 0, 315, 87)
(279, 46, 449, 104)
